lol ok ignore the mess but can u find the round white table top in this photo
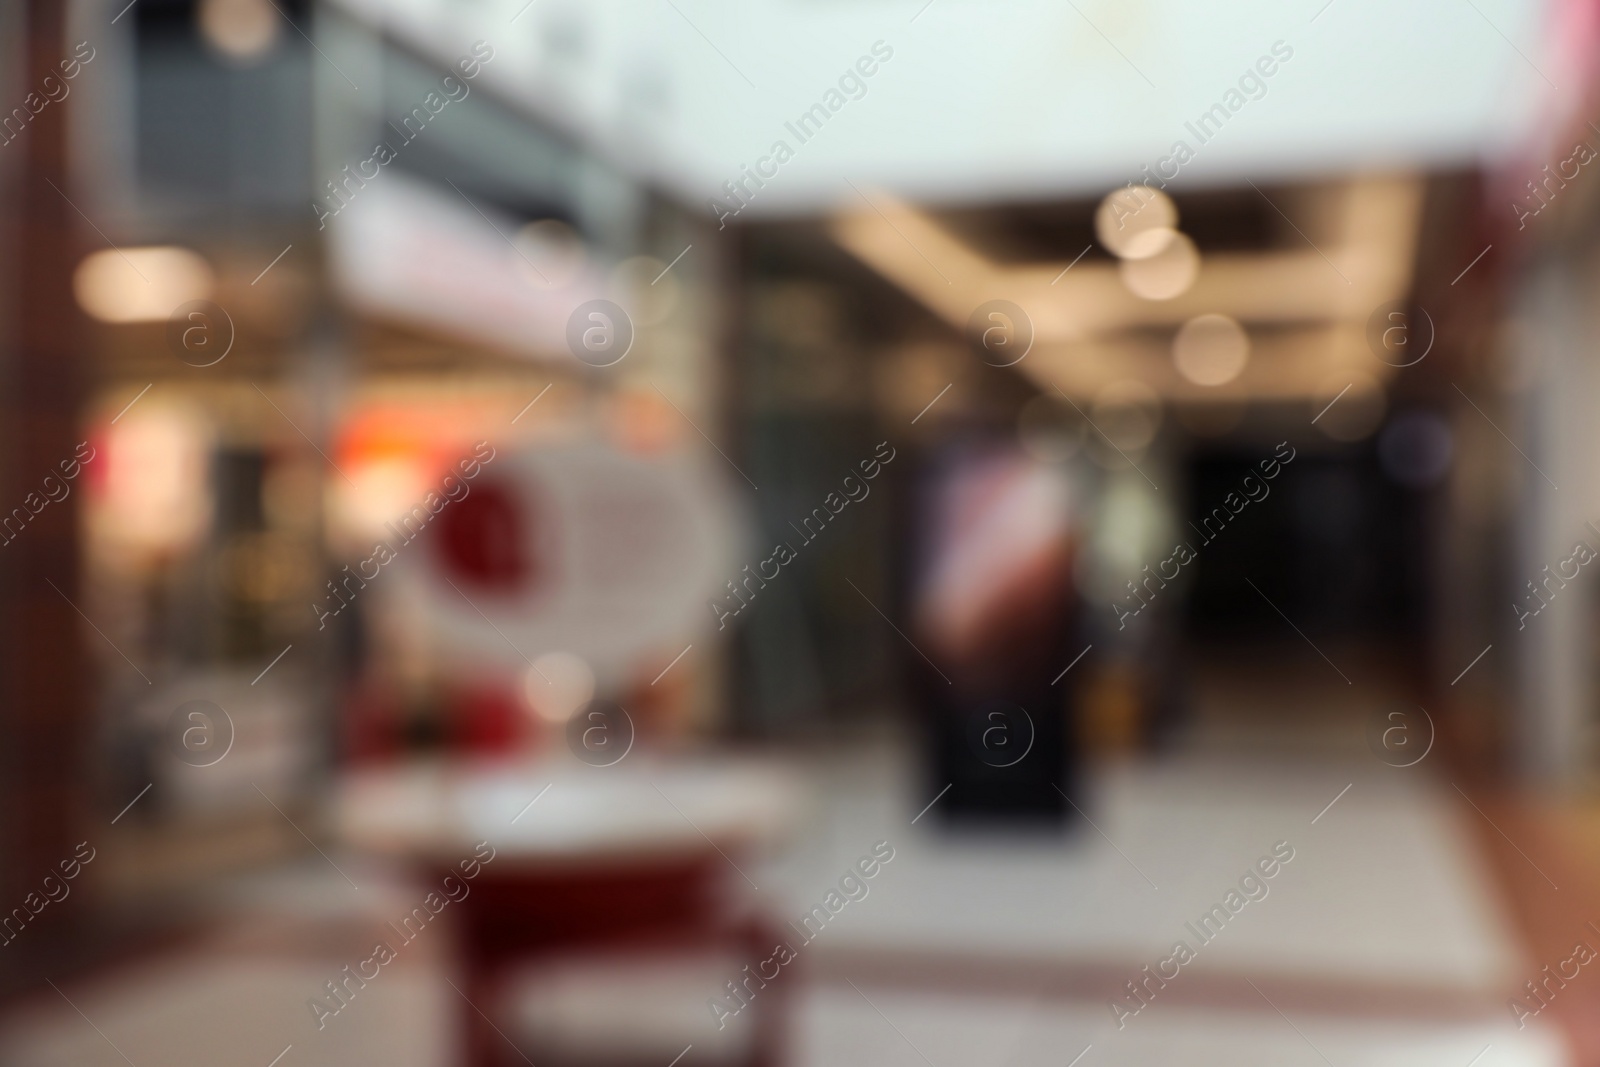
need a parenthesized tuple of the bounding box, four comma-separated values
(335, 754, 810, 868)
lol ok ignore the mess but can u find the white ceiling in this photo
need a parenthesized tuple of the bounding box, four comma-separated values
(328, 0, 1561, 216)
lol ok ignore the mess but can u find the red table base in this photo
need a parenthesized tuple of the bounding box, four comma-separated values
(448, 852, 788, 1067)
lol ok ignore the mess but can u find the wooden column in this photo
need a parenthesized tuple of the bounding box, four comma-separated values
(0, 0, 90, 964)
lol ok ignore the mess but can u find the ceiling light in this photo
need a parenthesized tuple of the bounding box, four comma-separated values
(1095, 186, 1177, 258)
(1173, 313, 1249, 386)
(198, 0, 280, 63)
(1121, 226, 1178, 260)
(1119, 231, 1198, 300)
(74, 247, 215, 324)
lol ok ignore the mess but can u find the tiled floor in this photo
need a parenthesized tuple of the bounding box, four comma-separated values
(0, 710, 1581, 1066)
(0, 958, 450, 1067)
(795, 985, 1562, 1067)
(0, 863, 454, 1067)
(749, 743, 1565, 1065)
(757, 749, 1516, 985)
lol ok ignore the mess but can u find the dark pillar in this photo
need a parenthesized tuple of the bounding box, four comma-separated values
(0, 0, 91, 970)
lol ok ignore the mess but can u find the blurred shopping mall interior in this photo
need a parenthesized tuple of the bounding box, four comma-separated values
(3, 0, 1600, 1064)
